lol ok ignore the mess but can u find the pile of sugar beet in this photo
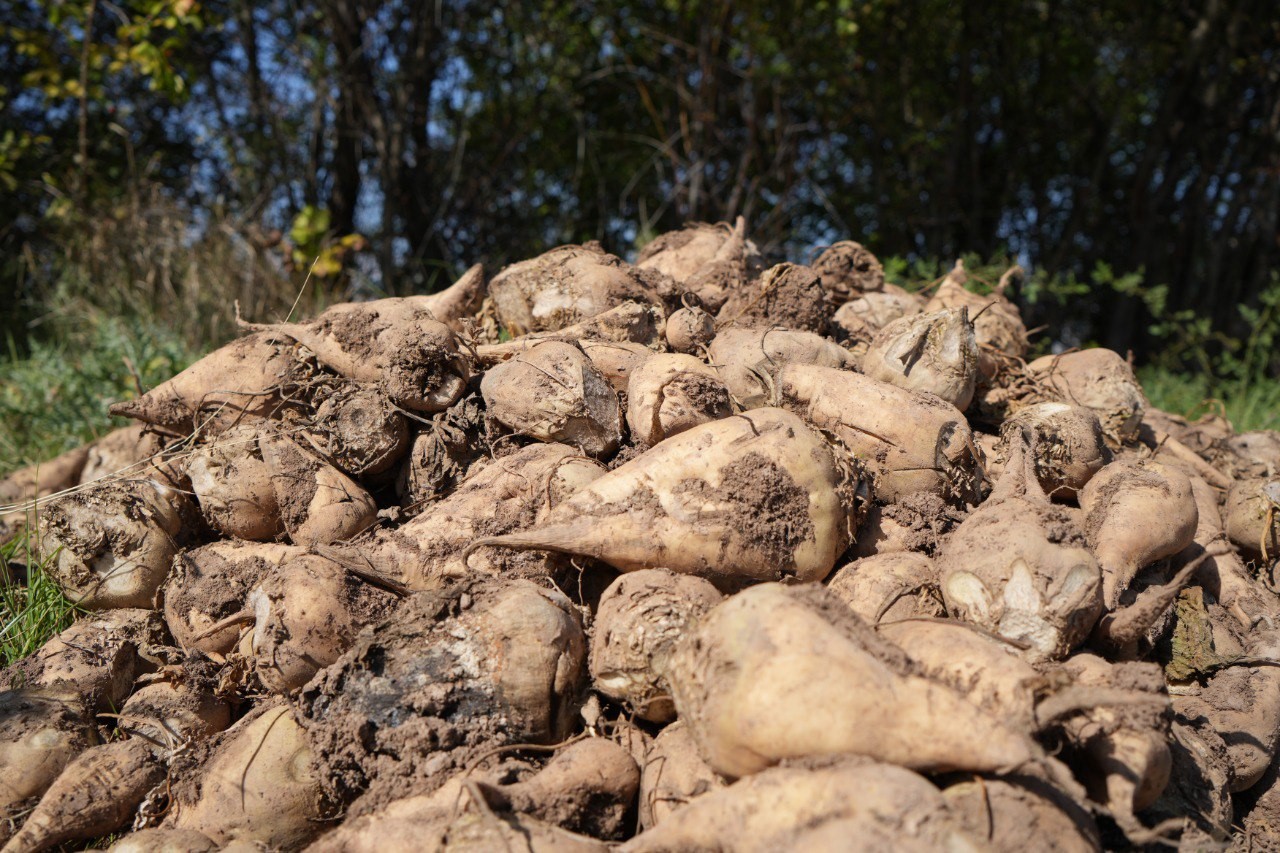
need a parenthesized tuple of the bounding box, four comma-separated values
(5, 219, 1280, 852)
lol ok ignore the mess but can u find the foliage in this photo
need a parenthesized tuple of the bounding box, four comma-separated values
(3, 0, 1276, 361)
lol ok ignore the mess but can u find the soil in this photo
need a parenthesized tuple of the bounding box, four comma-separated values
(717, 263, 831, 336)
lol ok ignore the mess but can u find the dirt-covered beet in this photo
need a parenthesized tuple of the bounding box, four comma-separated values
(811, 240, 885, 302)
(306, 382, 410, 478)
(707, 327, 856, 410)
(2, 608, 165, 711)
(39, 477, 196, 609)
(297, 579, 587, 816)
(166, 704, 331, 848)
(481, 340, 623, 457)
(831, 284, 923, 345)
(1027, 348, 1147, 446)
(664, 305, 716, 354)
(622, 758, 982, 852)
(489, 243, 665, 336)
(245, 555, 398, 694)
(716, 263, 830, 335)
(999, 402, 1110, 500)
(638, 721, 726, 829)
(938, 441, 1102, 661)
(0, 689, 99, 827)
(164, 540, 302, 653)
(589, 569, 723, 721)
(328, 442, 607, 590)
(861, 307, 978, 409)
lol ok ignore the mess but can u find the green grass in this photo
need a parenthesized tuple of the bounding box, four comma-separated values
(0, 532, 79, 669)
(1, 312, 201, 477)
(1138, 366, 1280, 433)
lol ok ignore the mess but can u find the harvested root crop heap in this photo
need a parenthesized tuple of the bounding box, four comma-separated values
(6, 222, 1280, 851)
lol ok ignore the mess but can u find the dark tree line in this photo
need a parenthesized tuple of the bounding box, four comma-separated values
(2, 0, 1277, 358)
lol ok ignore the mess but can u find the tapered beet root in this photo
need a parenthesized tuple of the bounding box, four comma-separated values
(3, 608, 165, 711)
(405, 263, 486, 329)
(777, 364, 983, 504)
(470, 409, 861, 589)
(3, 739, 164, 853)
(622, 758, 981, 852)
(666, 584, 1037, 778)
(109, 331, 300, 434)
(1079, 458, 1198, 609)
(242, 302, 472, 413)
(326, 442, 606, 589)
(0, 689, 98, 828)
